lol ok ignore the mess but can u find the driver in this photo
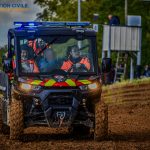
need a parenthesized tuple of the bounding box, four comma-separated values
(21, 44, 39, 73)
(61, 45, 90, 72)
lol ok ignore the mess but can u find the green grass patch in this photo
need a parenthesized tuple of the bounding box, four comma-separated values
(102, 77, 150, 90)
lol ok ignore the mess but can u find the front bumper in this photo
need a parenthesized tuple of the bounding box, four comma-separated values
(13, 86, 100, 128)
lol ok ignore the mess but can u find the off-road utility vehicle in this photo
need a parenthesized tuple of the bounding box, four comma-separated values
(0, 22, 111, 140)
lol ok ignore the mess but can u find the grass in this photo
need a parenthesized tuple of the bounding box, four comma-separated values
(102, 77, 150, 105)
(102, 77, 150, 90)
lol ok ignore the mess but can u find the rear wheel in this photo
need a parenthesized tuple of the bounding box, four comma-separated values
(10, 97, 24, 140)
(94, 101, 108, 141)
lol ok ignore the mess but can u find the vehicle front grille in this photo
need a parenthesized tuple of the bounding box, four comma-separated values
(47, 92, 73, 106)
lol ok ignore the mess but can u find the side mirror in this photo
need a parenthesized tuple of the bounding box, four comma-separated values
(102, 58, 112, 73)
(3, 58, 12, 73)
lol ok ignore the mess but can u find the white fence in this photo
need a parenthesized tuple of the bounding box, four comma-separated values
(102, 25, 142, 52)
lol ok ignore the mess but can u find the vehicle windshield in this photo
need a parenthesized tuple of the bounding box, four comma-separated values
(19, 36, 95, 75)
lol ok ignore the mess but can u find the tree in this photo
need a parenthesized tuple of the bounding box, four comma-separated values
(34, 0, 150, 68)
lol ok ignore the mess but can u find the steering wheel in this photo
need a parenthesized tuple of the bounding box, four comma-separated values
(67, 64, 88, 73)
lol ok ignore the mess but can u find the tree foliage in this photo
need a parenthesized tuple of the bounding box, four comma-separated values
(34, 0, 150, 66)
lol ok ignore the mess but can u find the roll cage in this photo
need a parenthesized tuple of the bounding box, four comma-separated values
(7, 22, 99, 77)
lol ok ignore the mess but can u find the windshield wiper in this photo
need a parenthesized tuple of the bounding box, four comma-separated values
(33, 37, 58, 59)
(79, 44, 89, 50)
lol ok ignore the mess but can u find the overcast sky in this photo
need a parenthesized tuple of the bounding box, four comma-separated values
(0, 0, 42, 47)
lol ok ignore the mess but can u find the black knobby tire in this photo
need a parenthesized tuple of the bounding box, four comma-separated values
(0, 96, 10, 134)
(10, 98, 24, 140)
(94, 102, 108, 141)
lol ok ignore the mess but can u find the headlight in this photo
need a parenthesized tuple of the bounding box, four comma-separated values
(88, 83, 98, 90)
(20, 83, 32, 91)
(20, 83, 41, 92)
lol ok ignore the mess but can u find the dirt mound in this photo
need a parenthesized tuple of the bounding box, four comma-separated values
(102, 78, 150, 105)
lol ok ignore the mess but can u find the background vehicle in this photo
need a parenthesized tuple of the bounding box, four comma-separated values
(0, 22, 111, 140)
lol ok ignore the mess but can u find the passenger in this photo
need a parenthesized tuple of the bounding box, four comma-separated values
(38, 48, 58, 72)
(21, 44, 39, 73)
(61, 45, 90, 72)
(27, 40, 41, 54)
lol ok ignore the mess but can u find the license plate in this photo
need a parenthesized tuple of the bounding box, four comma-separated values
(56, 112, 66, 119)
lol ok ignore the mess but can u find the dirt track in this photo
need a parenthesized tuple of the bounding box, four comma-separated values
(0, 101, 150, 150)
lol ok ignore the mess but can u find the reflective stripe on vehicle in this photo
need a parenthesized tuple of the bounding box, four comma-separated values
(45, 79, 56, 86)
(27, 79, 92, 87)
(30, 80, 43, 85)
(65, 79, 76, 86)
(78, 80, 92, 85)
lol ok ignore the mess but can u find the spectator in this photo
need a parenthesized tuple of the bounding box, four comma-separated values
(143, 65, 150, 77)
(136, 65, 142, 78)
(108, 14, 120, 26)
(110, 64, 115, 83)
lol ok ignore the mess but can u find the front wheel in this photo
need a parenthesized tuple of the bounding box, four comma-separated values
(10, 98, 24, 140)
(94, 102, 108, 141)
(0, 96, 10, 134)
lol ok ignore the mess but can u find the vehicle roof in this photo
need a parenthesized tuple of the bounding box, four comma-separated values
(8, 26, 96, 37)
